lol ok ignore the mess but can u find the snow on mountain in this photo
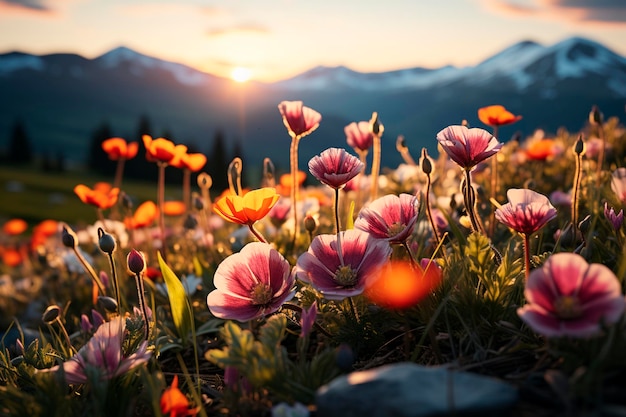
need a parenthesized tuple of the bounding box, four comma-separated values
(94, 46, 214, 86)
(0, 52, 45, 75)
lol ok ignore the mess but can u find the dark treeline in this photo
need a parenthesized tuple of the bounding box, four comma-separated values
(2, 116, 244, 193)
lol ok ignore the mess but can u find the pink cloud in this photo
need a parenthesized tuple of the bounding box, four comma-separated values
(206, 23, 270, 38)
(482, 0, 626, 24)
(0, 0, 55, 16)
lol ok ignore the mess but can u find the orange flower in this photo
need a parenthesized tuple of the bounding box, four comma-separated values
(526, 139, 557, 161)
(125, 201, 157, 229)
(102, 137, 139, 160)
(160, 375, 198, 417)
(478, 105, 522, 127)
(1, 247, 23, 267)
(74, 183, 120, 209)
(213, 187, 280, 225)
(170, 151, 207, 172)
(3, 218, 28, 235)
(142, 135, 182, 164)
(30, 219, 59, 249)
(163, 201, 187, 216)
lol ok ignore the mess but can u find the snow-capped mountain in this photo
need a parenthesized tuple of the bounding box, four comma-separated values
(275, 37, 626, 96)
(0, 52, 45, 75)
(94, 46, 221, 86)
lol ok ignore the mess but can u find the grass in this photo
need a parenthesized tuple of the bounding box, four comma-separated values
(0, 164, 181, 226)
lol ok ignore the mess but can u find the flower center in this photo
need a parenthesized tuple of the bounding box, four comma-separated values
(334, 265, 358, 286)
(250, 283, 273, 306)
(388, 221, 407, 238)
(554, 295, 583, 319)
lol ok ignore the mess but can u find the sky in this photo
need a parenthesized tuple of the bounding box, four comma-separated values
(0, 0, 625, 83)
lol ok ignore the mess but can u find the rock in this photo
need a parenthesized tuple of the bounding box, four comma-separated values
(316, 362, 518, 417)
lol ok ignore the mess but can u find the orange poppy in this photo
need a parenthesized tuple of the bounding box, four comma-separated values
(125, 201, 157, 229)
(279, 171, 307, 188)
(102, 137, 139, 160)
(478, 105, 522, 127)
(160, 375, 198, 417)
(142, 135, 181, 164)
(30, 219, 59, 249)
(526, 139, 558, 161)
(3, 218, 28, 235)
(213, 187, 280, 225)
(163, 201, 187, 216)
(74, 183, 120, 209)
(1, 247, 23, 267)
(170, 151, 207, 172)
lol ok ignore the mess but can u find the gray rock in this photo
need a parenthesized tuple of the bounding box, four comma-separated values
(316, 362, 518, 417)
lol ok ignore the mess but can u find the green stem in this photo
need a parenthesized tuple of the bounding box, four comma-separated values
(463, 169, 484, 234)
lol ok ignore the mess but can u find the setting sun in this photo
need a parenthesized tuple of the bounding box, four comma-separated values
(231, 66, 251, 83)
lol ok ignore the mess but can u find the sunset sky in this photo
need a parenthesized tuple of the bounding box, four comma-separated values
(1, 0, 625, 83)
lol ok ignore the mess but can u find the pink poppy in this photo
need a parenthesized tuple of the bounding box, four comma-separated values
(436, 125, 502, 170)
(278, 101, 321, 139)
(207, 242, 295, 322)
(518, 253, 625, 338)
(295, 229, 392, 300)
(604, 202, 624, 231)
(495, 188, 557, 235)
(308, 147, 364, 190)
(345, 121, 373, 153)
(611, 168, 626, 205)
(354, 193, 419, 244)
(40, 317, 151, 384)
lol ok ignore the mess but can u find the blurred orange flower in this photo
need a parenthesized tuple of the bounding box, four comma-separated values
(102, 137, 139, 160)
(526, 139, 557, 161)
(3, 218, 28, 235)
(170, 151, 207, 172)
(74, 183, 120, 209)
(478, 105, 522, 127)
(160, 375, 198, 417)
(30, 219, 59, 249)
(163, 201, 187, 216)
(125, 201, 158, 229)
(1, 247, 23, 267)
(213, 187, 279, 225)
(142, 135, 183, 164)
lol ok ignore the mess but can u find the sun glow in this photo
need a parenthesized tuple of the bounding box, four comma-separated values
(231, 66, 251, 83)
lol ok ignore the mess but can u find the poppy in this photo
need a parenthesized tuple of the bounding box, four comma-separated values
(125, 201, 158, 229)
(495, 188, 557, 235)
(355, 193, 419, 244)
(308, 148, 364, 190)
(345, 121, 374, 153)
(213, 187, 279, 226)
(436, 125, 502, 170)
(142, 135, 181, 164)
(160, 375, 199, 417)
(74, 183, 120, 210)
(102, 137, 139, 160)
(3, 218, 28, 236)
(278, 101, 321, 139)
(478, 105, 522, 127)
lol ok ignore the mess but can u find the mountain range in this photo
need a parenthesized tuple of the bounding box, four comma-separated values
(1, 36, 625, 175)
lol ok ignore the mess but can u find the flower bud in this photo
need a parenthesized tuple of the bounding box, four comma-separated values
(304, 214, 317, 234)
(589, 105, 603, 125)
(183, 214, 198, 230)
(574, 135, 585, 156)
(97, 296, 118, 313)
(42, 305, 61, 324)
(61, 224, 77, 249)
(97, 227, 116, 254)
(420, 148, 432, 175)
(197, 172, 212, 190)
(369, 112, 383, 136)
(192, 194, 204, 211)
(127, 249, 146, 275)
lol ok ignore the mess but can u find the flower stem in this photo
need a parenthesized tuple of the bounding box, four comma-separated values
(73, 246, 106, 296)
(290, 136, 301, 246)
(248, 223, 268, 244)
(107, 252, 121, 312)
(488, 126, 499, 237)
(572, 143, 583, 228)
(424, 174, 441, 247)
(134, 272, 150, 341)
(183, 168, 191, 210)
(334, 188, 341, 234)
(595, 122, 606, 190)
(523, 233, 531, 280)
(463, 169, 484, 234)
(402, 241, 418, 269)
(157, 162, 167, 259)
(370, 133, 381, 201)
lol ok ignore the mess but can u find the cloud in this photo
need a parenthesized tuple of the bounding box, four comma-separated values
(483, 0, 626, 23)
(116, 3, 220, 17)
(206, 23, 270, 38)
(0, 0, 52, 14)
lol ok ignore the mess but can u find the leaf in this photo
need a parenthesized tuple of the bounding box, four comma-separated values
(193, 256, 203, 277)
(259, 315, 287, 347)
(157, 251, 193, 343)
(345, 201, 356, 230)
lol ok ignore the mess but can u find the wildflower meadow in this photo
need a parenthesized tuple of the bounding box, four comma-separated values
(2, 100, 626, 416)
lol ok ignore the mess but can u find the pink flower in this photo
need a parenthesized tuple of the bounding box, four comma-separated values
(278, 100, 321, 139)
(518, 253, 625, 338)
(495, 189, 557, 235)
(344, 121, 373, 153)
(604, 202, 624, 231)
(207, 242, 295, 322)
(436, 125, 502, 170)
(40, 317, 151, 384)
(611, 168, 626, 205)
(354, 193, 419, 244)
(295, 229, 392, 300)
(308, 148, 364, 190)
(300, 301, 317, 339)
